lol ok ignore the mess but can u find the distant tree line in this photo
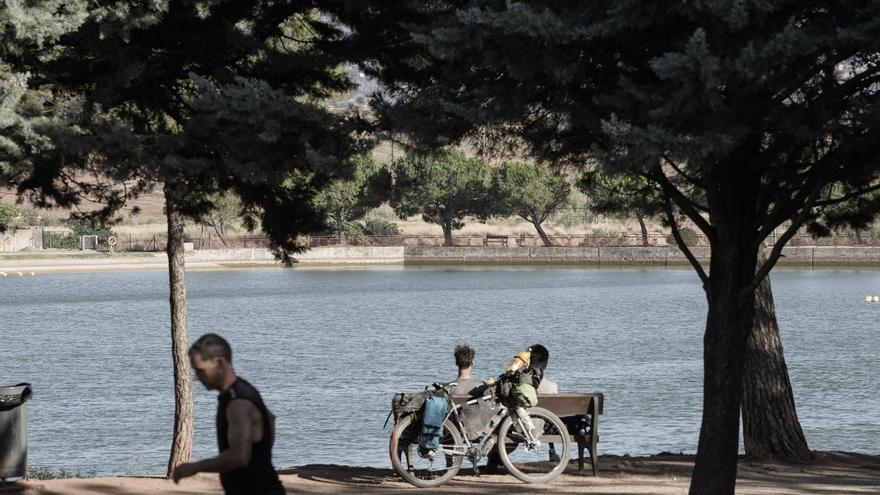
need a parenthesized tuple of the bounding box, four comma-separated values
(316, 149, 587, 247)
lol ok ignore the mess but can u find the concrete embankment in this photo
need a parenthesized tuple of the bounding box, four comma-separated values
(3, 245, 880, 273)
(298, 245, 880, 266)
(0, 248, 282, 273)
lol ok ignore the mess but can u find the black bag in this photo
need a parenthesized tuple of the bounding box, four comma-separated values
(391, 391, 431, 421)
(458, 399, 498, 441)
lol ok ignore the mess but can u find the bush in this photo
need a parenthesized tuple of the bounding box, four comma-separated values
(27, 467, 96, 480)
(360, 218, 401, 236)
(66, 217, 117, 250)
(0, 202, 17, 232)
(667, 225, 702, 246)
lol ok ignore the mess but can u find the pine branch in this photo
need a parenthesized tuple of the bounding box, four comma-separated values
(649, 166, 714, 238)
(752, 189, 822, 290)
(663, 192, 709, 289)
(662, 155, 703, 188)
(813, 182, 880, 208)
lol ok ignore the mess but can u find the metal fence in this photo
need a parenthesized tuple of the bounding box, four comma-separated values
(38, 230, 880, 251)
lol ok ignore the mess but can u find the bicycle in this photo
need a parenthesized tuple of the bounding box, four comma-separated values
(388, 377, 571, 488)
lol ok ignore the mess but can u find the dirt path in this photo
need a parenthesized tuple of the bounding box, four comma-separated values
(4, 452, 878, 495)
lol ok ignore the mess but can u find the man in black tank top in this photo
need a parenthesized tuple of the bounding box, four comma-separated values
(173, 334, 285, 495)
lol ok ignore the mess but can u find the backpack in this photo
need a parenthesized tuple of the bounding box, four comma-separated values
(418, 395, 448, 455)
(497, 369, 540, 408)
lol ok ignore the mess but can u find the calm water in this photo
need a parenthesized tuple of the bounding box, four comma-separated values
(1, 266, 878, 475)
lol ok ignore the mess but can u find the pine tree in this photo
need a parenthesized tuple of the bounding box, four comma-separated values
(491, 161, 570, 246)
(314, 155, 390, 244)
(580, 170, 662, 246)
(338, 2, 880, 493)
(4, 1, 365, 477)
(391, 150, 491, 246)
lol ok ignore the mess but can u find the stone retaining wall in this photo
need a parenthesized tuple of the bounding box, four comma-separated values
(217, 245, 880, 266)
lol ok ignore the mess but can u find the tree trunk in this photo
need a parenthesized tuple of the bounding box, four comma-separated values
(164, 185, 194, 478)
(442, 220, 454, 246)
(531, 219, 553, 246)
(637, 214, 648, 246)
(335, 213, 346, 246)
(742, 248, 811, 460)
(689, 244, 756, 495)
(211, 222, 228, 247)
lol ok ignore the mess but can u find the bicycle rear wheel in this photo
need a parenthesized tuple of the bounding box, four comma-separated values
(389, 414, 465, 488)
(497, 406, 571, 483)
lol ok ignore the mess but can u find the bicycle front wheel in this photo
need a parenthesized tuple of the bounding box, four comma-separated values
(389, 414, 465, 488)
(497, 406, 571, 483)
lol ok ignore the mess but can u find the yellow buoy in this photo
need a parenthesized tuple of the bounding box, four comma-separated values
(30, 271, 35, 276)
(15, 271, 23, 277)
(0, 272, 6, 277)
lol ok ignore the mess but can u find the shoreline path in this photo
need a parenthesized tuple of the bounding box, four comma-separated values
(7, 452, 880, 494)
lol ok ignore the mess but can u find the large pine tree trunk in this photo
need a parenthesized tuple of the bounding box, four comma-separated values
(164, 185, 194, 478)
(531, 219, 554, 246)
(689, 243, 756, 495)
(742, 248, 811, 460)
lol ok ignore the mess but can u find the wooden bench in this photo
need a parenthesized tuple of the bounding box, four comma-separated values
(452, 392, 603, 475)
(483, 234, 509, 247)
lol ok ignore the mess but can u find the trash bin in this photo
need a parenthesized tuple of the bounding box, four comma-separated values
(0, 383, 31, 480)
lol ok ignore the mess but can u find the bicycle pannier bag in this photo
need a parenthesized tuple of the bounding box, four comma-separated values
(391, 391, 430, 421)
(510, 370, 539, 408)
(418, 395, 447, 453)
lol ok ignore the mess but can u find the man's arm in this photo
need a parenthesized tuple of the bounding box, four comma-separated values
(172, 399, 256, 483)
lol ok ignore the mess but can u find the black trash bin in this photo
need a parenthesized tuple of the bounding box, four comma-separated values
(0, 383, 31, 481)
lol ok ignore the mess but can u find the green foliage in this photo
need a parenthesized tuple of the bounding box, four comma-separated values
(343, 1, 880, 248)
(390, 150, 491, 243)
(360, 218, 401, 236)
(67, 216, 116, 247)
(491, 161, 571, 225)
(668, 225, 701, 247)
(580, 169, 662, 221)
(27, 467, 96, 480)
(1, 2, 90, 206)
(198, 191, 242, 242)
(0, 201, 17, 232)
(2, 1, 368, 261)
(314, 155, 390, 239)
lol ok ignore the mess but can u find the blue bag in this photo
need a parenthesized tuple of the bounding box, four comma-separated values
(419, 395, 447, 454)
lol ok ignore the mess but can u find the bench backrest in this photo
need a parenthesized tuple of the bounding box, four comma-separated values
(451, 392, 603, 416)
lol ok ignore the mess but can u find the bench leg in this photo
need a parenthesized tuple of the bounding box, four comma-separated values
(590, 436, 599, 476)
(577, 437, 585, 472)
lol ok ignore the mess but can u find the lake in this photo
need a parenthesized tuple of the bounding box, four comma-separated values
(1, 266, 878, 475)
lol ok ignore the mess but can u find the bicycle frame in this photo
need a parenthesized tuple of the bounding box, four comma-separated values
(439, 390, 541, 470)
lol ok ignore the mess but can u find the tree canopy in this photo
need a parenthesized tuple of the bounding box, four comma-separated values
(3, 1, 367, 255)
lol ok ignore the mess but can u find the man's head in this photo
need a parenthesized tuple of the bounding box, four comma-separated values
(454, 345, 475, 371)
(530, 344, 549, 371)
(189, 333, 234, 391)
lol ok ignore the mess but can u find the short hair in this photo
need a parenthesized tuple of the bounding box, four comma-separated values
(454, 345, 475, 369)
(190, 333, 232, 362)
(530, 344, 549, 371)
